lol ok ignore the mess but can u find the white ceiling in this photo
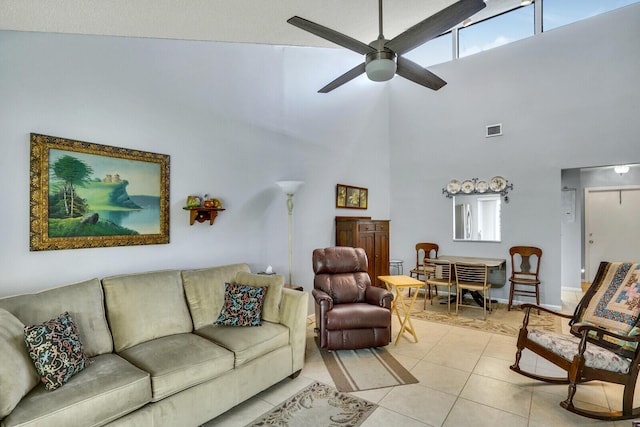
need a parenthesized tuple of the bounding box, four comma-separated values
(0, 0, 523, 48)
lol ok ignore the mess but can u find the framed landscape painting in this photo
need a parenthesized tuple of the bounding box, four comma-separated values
(30, 133, 170, 251)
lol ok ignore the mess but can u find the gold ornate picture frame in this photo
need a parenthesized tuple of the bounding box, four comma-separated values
(30, 133, 170, 251)
(336, 184, 368, 209)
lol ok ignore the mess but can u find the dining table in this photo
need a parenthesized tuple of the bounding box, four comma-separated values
(436, 255, 506, 306)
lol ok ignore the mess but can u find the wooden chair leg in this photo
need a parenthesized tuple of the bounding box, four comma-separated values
(508, 283, 515, 311)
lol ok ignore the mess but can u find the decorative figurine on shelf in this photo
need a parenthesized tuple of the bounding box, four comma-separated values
(203, 198, 223, 208)
(186, 195, 201, 207)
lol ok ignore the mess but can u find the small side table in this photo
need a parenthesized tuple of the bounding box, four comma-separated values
(389, 259, 404, 275)
(378, 275, 424, 345)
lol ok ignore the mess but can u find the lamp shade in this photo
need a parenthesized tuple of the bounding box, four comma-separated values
(276, 180, 304, 195)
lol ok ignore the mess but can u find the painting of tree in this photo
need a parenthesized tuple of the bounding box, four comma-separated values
(30, 134, 170, 251)
(49, 155, 93, 218)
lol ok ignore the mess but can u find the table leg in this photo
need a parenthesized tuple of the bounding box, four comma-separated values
(393, 286, 420, 345)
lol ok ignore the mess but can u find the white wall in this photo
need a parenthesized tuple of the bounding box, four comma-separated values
(0, 31, 391, 300)
(1, 4, 638, 312)
(388, 4, 640, 308)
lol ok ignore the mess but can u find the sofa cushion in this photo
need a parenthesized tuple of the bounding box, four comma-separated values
(196, 321, 289, 367)
(0, 278, 113, 357)
(2, 354, 151, 427)
(0, 309, 39, 418)
(181, 263, 251, 330)
(216, 283, 267, 326)
(102, 270, 193, 352)
(235, 272, 284, 323)
(23, 312, 90, 391)
(117, 332, 234, 402)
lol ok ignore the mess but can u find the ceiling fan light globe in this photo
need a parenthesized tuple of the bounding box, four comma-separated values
(365, 58, 397, 82)
(364, 48, 398, 82)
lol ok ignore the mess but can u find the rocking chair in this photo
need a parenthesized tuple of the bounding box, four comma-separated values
(510, 261, 640, 420)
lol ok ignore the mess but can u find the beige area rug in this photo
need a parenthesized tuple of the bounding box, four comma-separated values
(319, 345, 418, 392)
(246, 381, 376, 427)
(406, 293, 563, 336)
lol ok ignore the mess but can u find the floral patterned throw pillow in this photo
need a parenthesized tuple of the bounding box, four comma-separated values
(23, 312, 90, 391)
(215, 283, 267, 326)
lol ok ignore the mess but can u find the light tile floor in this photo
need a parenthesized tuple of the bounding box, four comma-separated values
(207, 290, 640, 426)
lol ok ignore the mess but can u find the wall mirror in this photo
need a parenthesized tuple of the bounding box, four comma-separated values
(453, 194, 501, 242)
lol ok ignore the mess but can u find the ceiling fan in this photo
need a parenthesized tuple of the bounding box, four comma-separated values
(287, 0, 486, 93)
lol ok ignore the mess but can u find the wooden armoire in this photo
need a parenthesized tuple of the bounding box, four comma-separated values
(335, 217, 390, 287)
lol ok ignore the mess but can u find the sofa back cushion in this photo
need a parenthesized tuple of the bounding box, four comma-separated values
(234, 272, 284, 323)
(102, 270, 192, 352)
(0, 278, 113, 357)
(0, 309, 39, 418)
(181, 263, 251, 330)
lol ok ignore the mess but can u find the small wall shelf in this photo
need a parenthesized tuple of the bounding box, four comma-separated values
(183, 207, 225, 225)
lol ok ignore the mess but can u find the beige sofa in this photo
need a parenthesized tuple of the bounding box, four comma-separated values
(0, 263, 308, 427)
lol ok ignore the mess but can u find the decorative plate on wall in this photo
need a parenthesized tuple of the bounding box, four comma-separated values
(447, 179, 461, 194)
(489, 176, 507, 192)
(461, 180, 475, 194)
(475, 180, 488, 193)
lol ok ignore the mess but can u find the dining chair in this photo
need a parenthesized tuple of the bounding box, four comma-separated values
(409, 242, 439, 297)
(455, 262, 491, 320)
(423, 258, 454, 311)
(508, 246, 542, 312)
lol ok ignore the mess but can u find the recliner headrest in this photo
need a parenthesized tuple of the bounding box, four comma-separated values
(312, 247, 368, 274)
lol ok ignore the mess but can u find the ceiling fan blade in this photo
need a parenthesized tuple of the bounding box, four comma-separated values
(396, 57, 447, 91)
(318, 63, 366, 93)
(386, 0, 486, 55)
(287, 16, 375, 56)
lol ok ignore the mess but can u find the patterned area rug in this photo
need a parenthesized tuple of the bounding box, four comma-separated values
(246, 381, 376, 427)
(318, 345, 418, 392)
(407, 294, 563, 336)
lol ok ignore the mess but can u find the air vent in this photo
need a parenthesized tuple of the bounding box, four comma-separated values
(486, 124, 502, 137)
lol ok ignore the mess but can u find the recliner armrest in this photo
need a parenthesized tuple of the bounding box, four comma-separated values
(312, 288, 333, 311)
(365, 286, 393, 309)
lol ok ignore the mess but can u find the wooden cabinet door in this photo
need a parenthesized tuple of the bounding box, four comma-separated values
(358, 232, 377, 284)
(375, 230, 390, 283)
(334, 217, 390, 287)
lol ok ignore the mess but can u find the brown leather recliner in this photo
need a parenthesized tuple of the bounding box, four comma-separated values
(312, 247, 394, 350)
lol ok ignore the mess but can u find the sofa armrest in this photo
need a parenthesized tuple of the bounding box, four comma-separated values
(278, 288, 309, 373)
(365, 286, 394, 309)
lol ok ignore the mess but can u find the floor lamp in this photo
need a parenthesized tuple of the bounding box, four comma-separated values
(276, 180, 304, 286)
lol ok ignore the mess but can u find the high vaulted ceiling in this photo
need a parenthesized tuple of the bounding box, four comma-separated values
(0, 0, 523, 48)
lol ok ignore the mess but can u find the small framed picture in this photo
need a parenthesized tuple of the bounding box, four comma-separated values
(336, 184, 368, 209)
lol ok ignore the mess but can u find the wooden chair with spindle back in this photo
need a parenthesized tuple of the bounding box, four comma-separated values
(409, 242, 438, 297)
